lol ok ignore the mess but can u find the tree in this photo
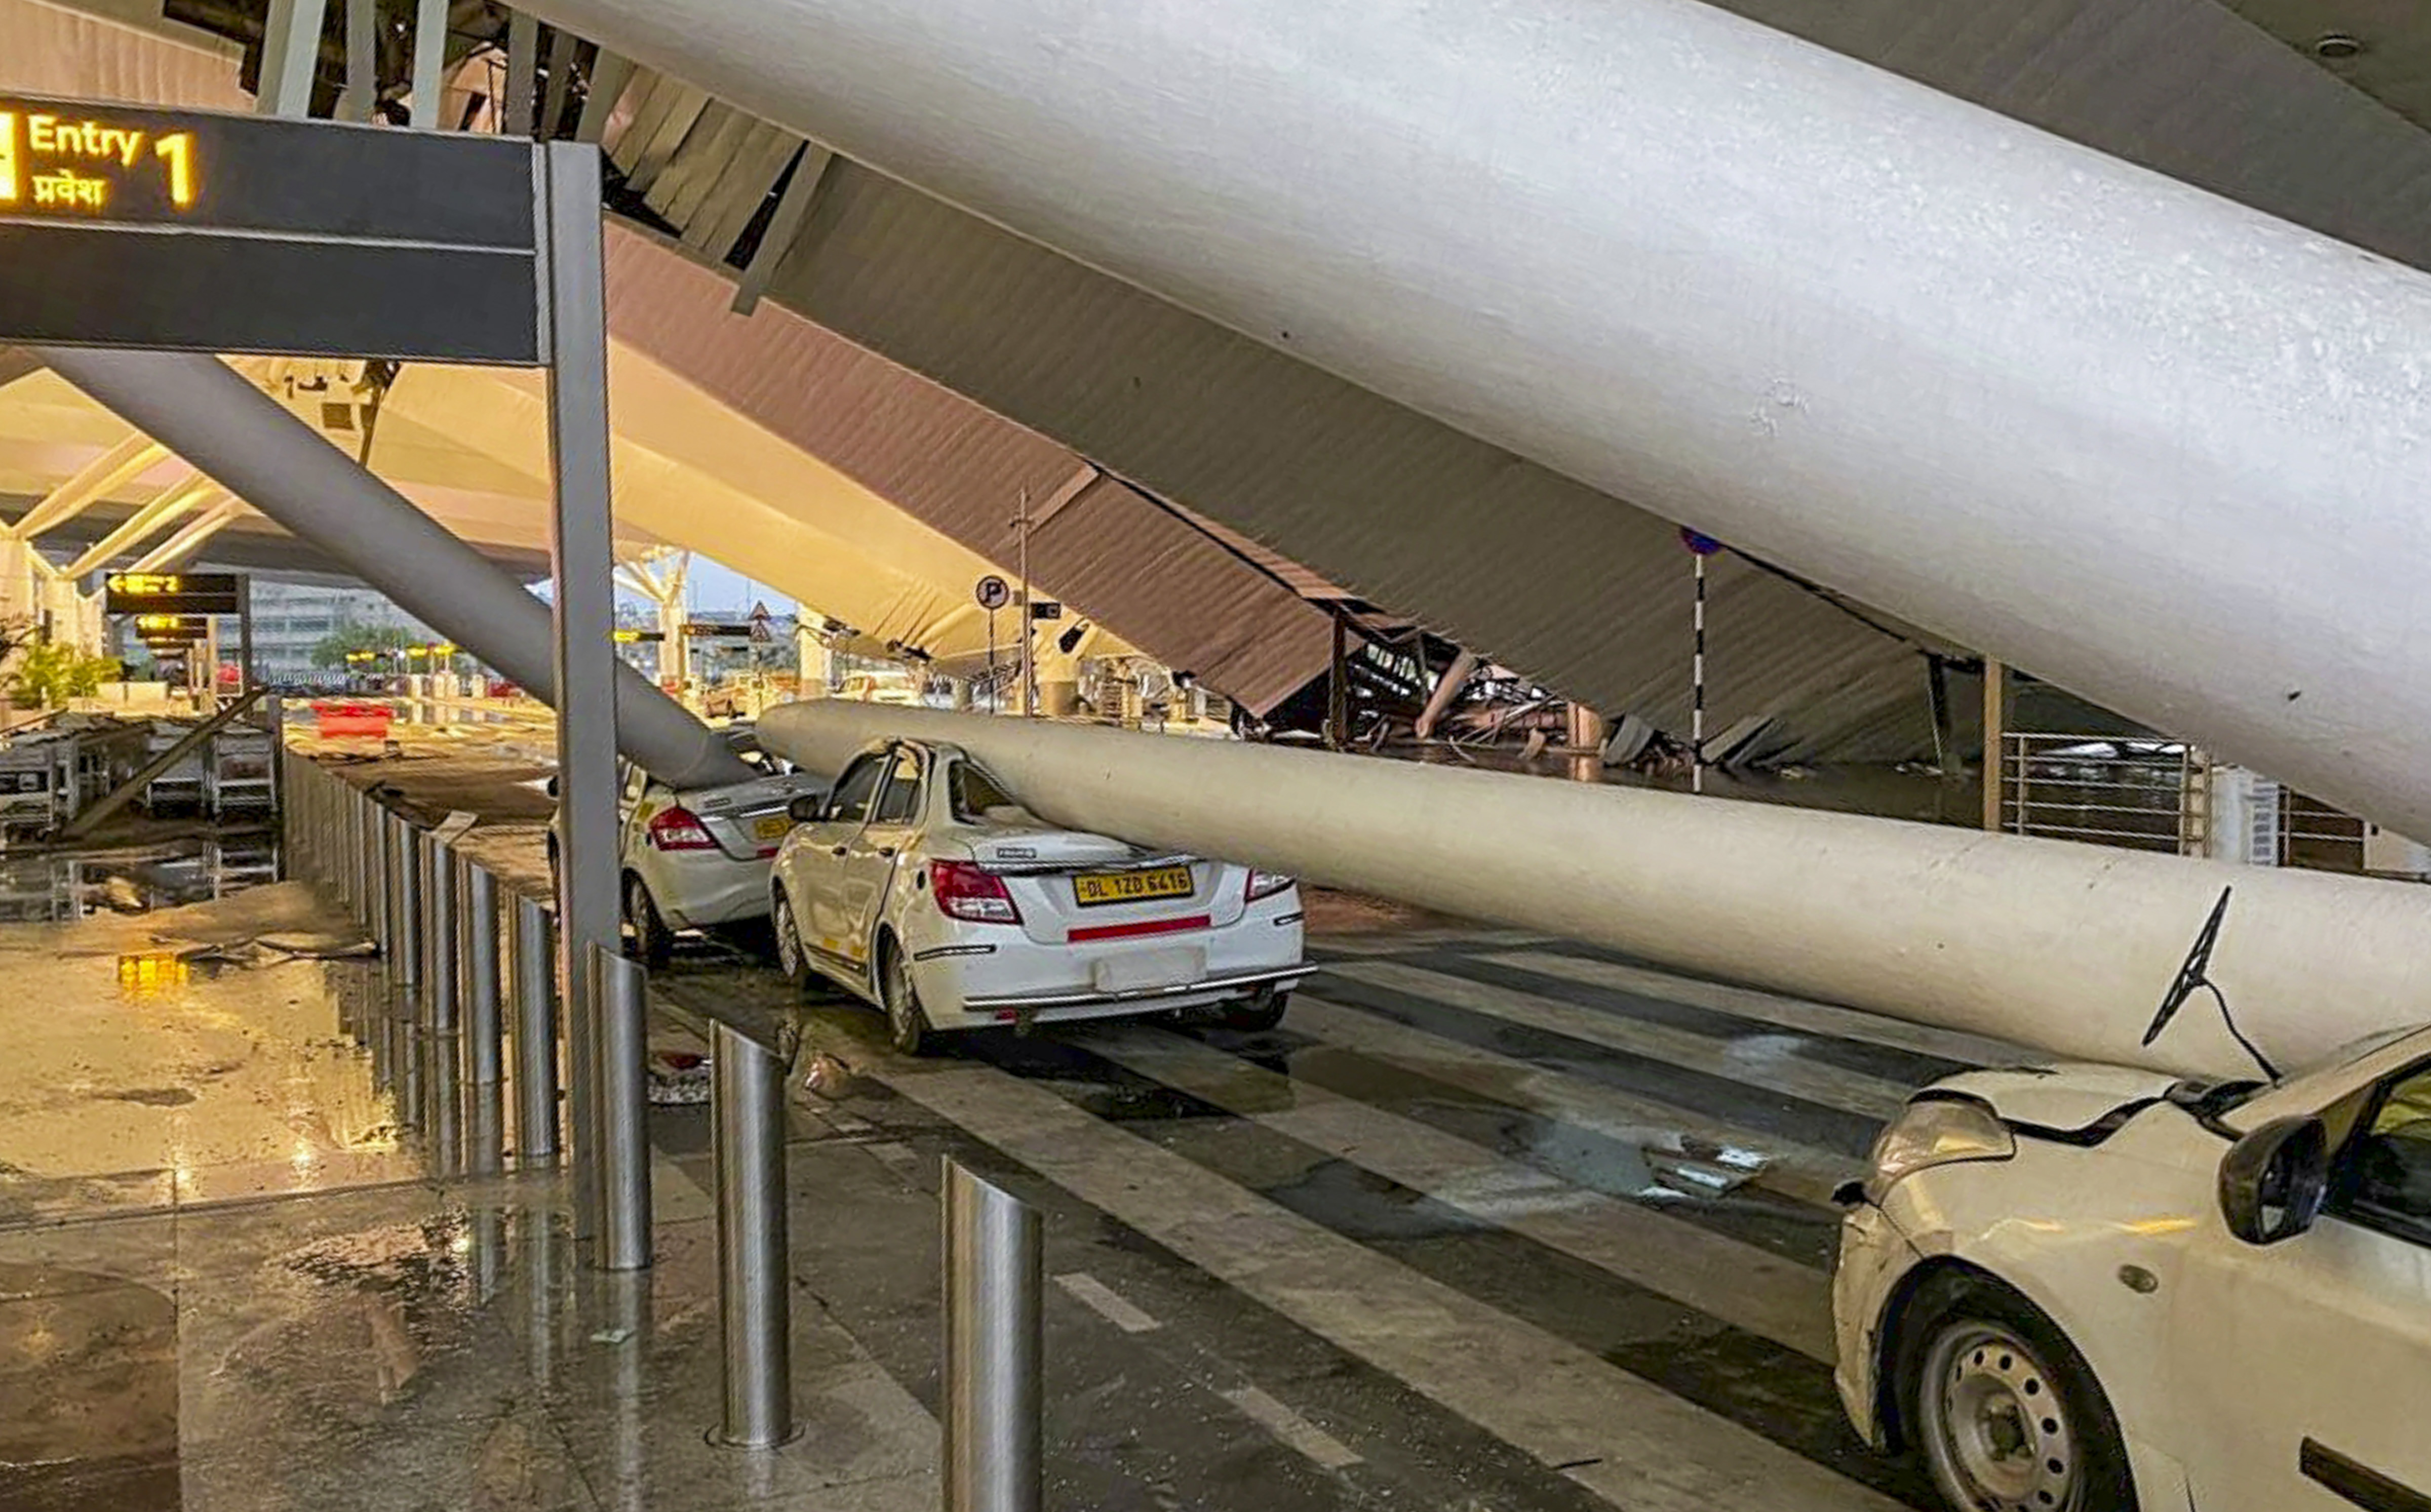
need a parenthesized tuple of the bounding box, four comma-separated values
(312, 620, 416, 669)
(10, 640, 120, 707)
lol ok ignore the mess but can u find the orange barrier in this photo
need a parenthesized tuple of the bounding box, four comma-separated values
(311, 701, 394, 739)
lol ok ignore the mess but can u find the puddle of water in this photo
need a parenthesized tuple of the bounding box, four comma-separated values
(0, 829, 280, 924)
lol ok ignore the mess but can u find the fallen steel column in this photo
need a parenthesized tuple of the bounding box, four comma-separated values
(525, 0, 2431, 841)
(38, 347, 750, 791)
(760, 702, 2431, 1081)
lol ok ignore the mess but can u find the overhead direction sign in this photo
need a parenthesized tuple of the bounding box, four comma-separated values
(0, 95, 542, 362)
(104, 571, 241, 616)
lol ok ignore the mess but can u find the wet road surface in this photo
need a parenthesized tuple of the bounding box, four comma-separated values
(647, 920, 2041, 1512)
(0, 797, 2038, 1509)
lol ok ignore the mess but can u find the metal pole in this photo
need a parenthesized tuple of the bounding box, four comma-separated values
(408, 0, 447, 129)
(359, 785, 383, 935)
(422, 833, 460, 1034)
(541, 140, 626, 1239)
(1982, 658, 2008, 834)
(713, 1021, 793, 1448)
(464, 860, 506, 1175)
(387, 812, 422, 996)
(943, 1159, 1042, 1512)
(1691, 551, 1707, 795)
(594, 944, 652, 1270)
(1013, 492, 1032, 718)
(512, 892, 561, 1161)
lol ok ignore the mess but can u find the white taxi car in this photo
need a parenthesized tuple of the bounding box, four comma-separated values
(1833, 1026, 2431, 1512)
(550, 728, 825, 965)
(768, 737, 1309, 1053)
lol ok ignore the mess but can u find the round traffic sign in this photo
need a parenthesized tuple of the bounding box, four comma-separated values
(974, 574, 1011, 611)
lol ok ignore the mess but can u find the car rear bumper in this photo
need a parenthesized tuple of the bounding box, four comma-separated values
(955, 963, 1311, 1014)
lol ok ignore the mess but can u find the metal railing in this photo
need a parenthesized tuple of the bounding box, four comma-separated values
(1998, 733, 2207, 855)
(279, 743, 1055, 1481)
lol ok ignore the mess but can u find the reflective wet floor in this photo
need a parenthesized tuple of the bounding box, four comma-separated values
(0, 782, 2048, 1510)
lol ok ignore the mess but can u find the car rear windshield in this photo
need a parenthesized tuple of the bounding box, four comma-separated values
(951, 761, 1022, 823)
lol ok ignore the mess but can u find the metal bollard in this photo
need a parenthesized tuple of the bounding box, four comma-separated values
(422, 834, 460, 1034)
(385, 813, 422, 993)
(713, 1021, 793, 1448)
(942, 1160, 1043, 1512)
(593, 944, 653, 1271)
(511, 893, 560, 1161)
(464, 860, 505, 1175)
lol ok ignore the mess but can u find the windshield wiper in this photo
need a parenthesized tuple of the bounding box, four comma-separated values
(2141, 885, 2281, 1081)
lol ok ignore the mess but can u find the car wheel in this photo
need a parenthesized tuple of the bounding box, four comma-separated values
(1903, 1274, 2137, 1512)
(623, 874, 674, 968)
(772, 893, 810, 996)
(1222, 987, 1290, 1032)
(879, 937, 935, 1057)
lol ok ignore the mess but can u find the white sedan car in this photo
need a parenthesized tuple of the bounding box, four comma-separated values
(768, 736, 1309, 1053)
(551, 728, 826, 965)
(1833, 1025, 2431, 1512)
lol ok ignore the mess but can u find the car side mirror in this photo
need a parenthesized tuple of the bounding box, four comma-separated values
(787, 794, 826, 824)
(2219, 1115, 2330, 1246)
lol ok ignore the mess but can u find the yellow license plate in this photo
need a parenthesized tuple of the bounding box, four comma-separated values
(1074, 865, 1194, 907)
(753, 815, 793, 841)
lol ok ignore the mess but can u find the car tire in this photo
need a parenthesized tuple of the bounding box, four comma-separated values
(1898, 1271, 2138, 1512)
(772, 893, 811, 997)
(879, 937, 935, 1057)
(623, 874, 674, 969)
(1222, 988, 1290, 1032)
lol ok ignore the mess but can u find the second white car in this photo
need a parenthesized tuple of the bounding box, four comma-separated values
(768, 736, 1309, 1052)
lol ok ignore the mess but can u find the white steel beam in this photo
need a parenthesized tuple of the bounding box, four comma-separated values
(760, 703, 2431, 1081)
(520, 0, 2431, 840)
(62, 476, 222, 578)
(127, 499, 247, 574)
(11, 436, 167, 542)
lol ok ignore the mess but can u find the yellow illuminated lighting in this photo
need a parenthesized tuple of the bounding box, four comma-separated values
(108, 572, 185, 595)
(155, 131, 195, 208)
(116, 951, 188, 997)
(0, 113, 200, 215)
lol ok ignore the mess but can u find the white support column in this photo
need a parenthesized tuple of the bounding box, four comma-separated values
(504, 11, 542, 137)
(540, 29, 579, 137)
(408, 0, 448, 129)
(573, 51, 635, 143)
(340, 0, 378, 122)
(256, 0, 330, 118)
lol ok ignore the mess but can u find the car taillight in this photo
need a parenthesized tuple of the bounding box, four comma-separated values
(1245, 868, 1295, 903)
(931, 859, 1022, 924)
(646, 806, 719, 852)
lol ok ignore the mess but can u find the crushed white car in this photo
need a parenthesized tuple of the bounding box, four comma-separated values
(768, 736, 1309, 1052)
(1833, 1021, 2431, 1512)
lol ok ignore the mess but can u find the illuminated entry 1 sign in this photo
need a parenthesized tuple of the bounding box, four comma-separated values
(0, 109, 194, 215)
(0, 93, 542, 362)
